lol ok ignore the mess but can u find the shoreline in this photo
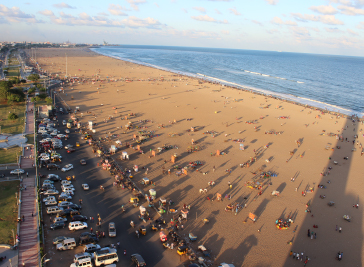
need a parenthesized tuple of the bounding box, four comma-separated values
(90, 46, 363, 118)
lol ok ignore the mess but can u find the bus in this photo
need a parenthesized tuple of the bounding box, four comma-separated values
(93, 247, 119, 266)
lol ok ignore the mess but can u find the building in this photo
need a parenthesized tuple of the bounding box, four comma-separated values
(38, 105, 52, 118)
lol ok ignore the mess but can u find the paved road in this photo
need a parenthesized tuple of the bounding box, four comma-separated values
(41, 102, 187, 266)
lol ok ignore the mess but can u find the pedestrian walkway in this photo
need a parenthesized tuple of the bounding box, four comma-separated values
(18, 100, 39, 266)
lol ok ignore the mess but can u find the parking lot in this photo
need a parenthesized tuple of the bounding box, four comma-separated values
(39, 107, 182, 266)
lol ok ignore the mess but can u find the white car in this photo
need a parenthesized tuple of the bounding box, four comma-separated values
(10, 169, 25, 175)
(82, 184, 89, 191)
(69, 221, 88, 231)
(65, 129, 70, 133)
(45, 200, 58, 206)
(39, 153, 50, 158)
(61, 180, 72, 185)
(57, 134, 66, 138)
(62, 184, 74, 190)
(62, 164, 73, 172)
(64, 144, 73, 150)
(83, 243, 101, 252)
(43, 196, 56, 203)
(47, 174, 61, 180)
(42, 189, 59, 195)
(58, 201, 73, 207)
(62, 120, 67, 125)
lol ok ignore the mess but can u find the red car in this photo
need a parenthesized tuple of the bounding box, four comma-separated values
(67, 148, 76, 153)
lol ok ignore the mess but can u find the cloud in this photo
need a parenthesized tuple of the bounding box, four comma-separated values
(53, 2, 75, 9)
(325, 27, 342, 32)
(356, 21, 364, 29)
(108, 4, 128, 16)
(98, 12, 109, 16)
(271, 16, 297, 26)
(38, 10, 55, 17)
(228, 7, 241, 16)
(126, 0, 146, 11)
(59, 11, 75, 19)
(309, 5, 338, 15)
(122, 16, 163, 29)
(347, 28, 359, 35)
(266, 29, 279, 34)
(182, 8, 188, 13)
(329, 0, 364, 8)
(251, 20, 263, 26)
(338, 5, 364, 15)
(193, 7, 206, 14)
(265, 0, 279, 5)
(221, 30, 230, 35)
(291, 26, 311, 39)
(0, 4, 40, 23)
(207, 0, 232, 1)
(292, 13, 344, 25)
(191, 15, 228, 24)
(215, 9, 222, 14)
(154, 3, 159, 8)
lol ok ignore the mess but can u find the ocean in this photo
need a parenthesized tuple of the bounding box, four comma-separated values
(91, 45, 364, 116)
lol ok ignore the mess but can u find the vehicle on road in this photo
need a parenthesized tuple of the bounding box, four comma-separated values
(47, 164, 60, 170)
(58, 201, 73, 207)
(47, 174, 61, 180)
(50, 221, 66, 230)
(45, 200, 58, 206)
(80, 159, 86, 165)
(68, 204, 82, 210)
(84, 243, 101, 253)
(10, 169, 25, 175)
(94, 247, 119, 266)
(69, 221, 88, 231)
(82, 184, 89, 190)
(64, 144, 73, 150)
(78, 232, 99, 245)
(108, 222, 116, 237)
(56, 238, 76, 250)
(47, 206, 63, 214)
(70, 257, 92, 267)
(73, 252, 92, 263)
(67, 148, 76, 153)
(53, 217, 68, 223)
(62, 164, 73, 172)
(131, 254, 146, 267)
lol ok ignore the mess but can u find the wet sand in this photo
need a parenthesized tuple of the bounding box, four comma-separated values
(33, 47, 364, 267)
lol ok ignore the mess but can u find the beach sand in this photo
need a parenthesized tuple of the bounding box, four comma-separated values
(33, 48, 363, 267)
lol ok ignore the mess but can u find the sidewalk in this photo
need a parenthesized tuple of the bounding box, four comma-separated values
(18, 100, 39, 267)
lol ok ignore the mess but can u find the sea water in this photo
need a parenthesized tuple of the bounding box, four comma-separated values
(91, 45, 364, 116)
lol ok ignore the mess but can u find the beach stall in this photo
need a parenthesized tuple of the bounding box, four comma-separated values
(149, 189, 156, 200)
(121, 151, 129, 160)
(110, 145, 117, 154)
(141, 177, 149, 185)
(88, 121, 93, 130)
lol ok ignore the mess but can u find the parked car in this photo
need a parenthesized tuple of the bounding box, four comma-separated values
(58, 201, 73, 208)
(47, 174, 61, 179)
(47, 164, 60, 170)
(45, 200, 58, 206)
(42, 189, 59, 195)
(43, 196, 56, 203)
(69, 221, 88, 231)
(10, 169, 25, 175)
(62, 164, 73, 172)
(53, 217, 68, 223)
(72, 215, 88, 222)
(58, 209, 77, 218)
(50, 221, 66, 230)
(78, 233, 99, 245)
(68, 204, 82, 210)
(83, 243, 101, 253)
(56, 238, 77, 251)
(53, 236, 72, 245)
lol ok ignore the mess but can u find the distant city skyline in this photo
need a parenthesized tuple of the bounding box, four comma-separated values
(1, 0, 364, 57)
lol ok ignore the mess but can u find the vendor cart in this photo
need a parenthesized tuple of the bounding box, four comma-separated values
(139, 205, 146, 216)
(189, 233, 197, 241)
(149, 189, 156, 200)
(141, 177, 149, 185)
(159, 231, 168, 242)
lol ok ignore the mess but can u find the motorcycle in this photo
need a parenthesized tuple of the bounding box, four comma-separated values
(135, 230, 139, 238)
(100, 185, 104, 191)
(130, 221, 135, 228)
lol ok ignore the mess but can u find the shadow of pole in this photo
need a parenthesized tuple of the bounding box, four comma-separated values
(284, 116, 362, 266)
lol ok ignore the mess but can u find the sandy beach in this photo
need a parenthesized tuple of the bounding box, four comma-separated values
(33, 47, 363, 267)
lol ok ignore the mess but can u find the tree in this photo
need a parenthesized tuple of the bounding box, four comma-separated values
(28, 88, 36, 94)
(38, 94, 47, 99)
(0, 81, 11, 100)
(39, 87, 46, 92)
(45, 97, 53, 105)
(28, 74, 40, 82)
(8, 113, 18, 120)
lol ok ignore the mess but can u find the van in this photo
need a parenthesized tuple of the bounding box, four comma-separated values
(47, 206, 64, 214)
(70, 257, 92, 267)
(73, 252, 92, 263)
(56, 238, 76, 250)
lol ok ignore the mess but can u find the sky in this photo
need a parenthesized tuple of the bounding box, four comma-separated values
(1, 0, 364, 57)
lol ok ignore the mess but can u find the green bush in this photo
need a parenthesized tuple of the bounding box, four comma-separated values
(8, 113, 18, 120)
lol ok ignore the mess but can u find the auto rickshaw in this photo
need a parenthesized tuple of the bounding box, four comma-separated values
(177, 245, 188, 255)
(130, 197, 139, 204)
(76, 142, 80, 147)
(66, 176, 72, 181)
(159, 231, 167, 242)
(151, 224, 158, 231)
(139, 225, 147, 235)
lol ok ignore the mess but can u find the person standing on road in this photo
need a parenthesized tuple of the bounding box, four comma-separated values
(90, 227, 93, 233)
